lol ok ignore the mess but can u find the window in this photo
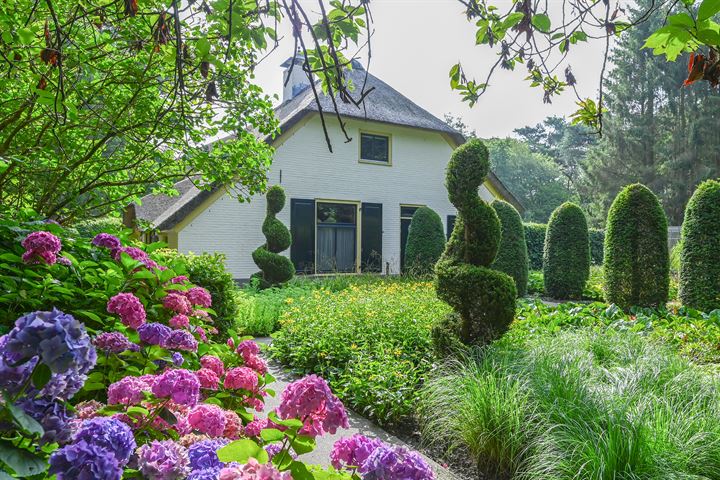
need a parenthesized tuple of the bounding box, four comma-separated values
(360, 132, 390, 164)
(316, 202, 358, 273)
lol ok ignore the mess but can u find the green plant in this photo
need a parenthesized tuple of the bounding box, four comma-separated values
(491, 200, 529, 297)
(588, 228, 605, 265)
(604, 183, 669, 309)
(404, 206, 446, 275)
(72, 216, 126, 238)
(252, 185, 294, 289)
(680, 179, 720, 312)
(524, 223, 546, 270)
(543, 202, 590, 299)
(435, 139, 516, 347)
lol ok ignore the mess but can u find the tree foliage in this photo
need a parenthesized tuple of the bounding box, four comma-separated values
(252, 185, 294, 289)
(404, 206, 446, 276)
(491, 200, 529, 296)
(543, 202, 590, 299)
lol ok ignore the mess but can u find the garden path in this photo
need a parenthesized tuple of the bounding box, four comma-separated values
(254, 337, 459, 479)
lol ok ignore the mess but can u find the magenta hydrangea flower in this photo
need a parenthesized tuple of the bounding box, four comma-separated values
(277, 375, 349, 437)
(107, 292, 146, 329)
(152, 369, 200, 406)
(162, 329, 198, 352)
(331, 434, 385, 470)
(21, 231, 62, 265)
(111, 246, 158, 270)
(92, 233, 122, 250)
(236, 340, 260, 357)
(200, 355, 224, 377)
(223, 410, 243, 439)
(138, 322, 172, 346)
(196, 327, 208, 342)
(163, 293, 193, 315)
(361, 445, 435, 480)
(170, 275, 189, 284)
(137, 440, 190, 480)
(223, 367, 258, 391)
(108, 376, 152, 405)
(187, 404, 226, 437)
(218, 458, 291, 480)
(94, 332, 139, 354)
(243, 354, 268, 375)
(169, 314, 190, 329)
(195, 368, 220, 390)
(185, 287, 212, 308)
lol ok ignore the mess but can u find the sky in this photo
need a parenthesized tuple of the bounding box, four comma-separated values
(252, 0, 613, 138)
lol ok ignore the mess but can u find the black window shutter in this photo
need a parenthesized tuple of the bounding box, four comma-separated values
(290, 199, 315, 274)
(361, 203, 383, 273)
(447, 215, 457, 240)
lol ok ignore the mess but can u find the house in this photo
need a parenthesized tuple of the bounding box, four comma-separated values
(128, 57, 522, 280)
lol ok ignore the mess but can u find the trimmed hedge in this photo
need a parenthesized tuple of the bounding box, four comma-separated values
(492, 200, 529, 296)
(543, 202, 590, 299)
(524, 223, 546, 270)
(404, 206, 446, 275)
(680, 180, 720, 311)
(604, 183, 669, 309)
(252, 185, 294, 289)
(435, 139, 516, 348)
(589, 228, 605, 265)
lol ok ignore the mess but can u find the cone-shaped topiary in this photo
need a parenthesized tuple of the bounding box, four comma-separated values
(604, 183, 669, 309)
(524, 223, 546, 270)
(491, 200, 529, 297)
(679, 180, 720, 312)
(434, 139, 516, 349)
(543, 202, 590, 299)
(404, 206, 446, 275)
(252, 185, 294, 289)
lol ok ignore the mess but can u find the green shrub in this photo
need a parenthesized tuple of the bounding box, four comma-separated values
(404, 206, 445, 275)
(252, 185, 294, 289)
(72, 216, 125, 237)
(435, 139, 516, 348)
(491, 200, 529, 297)
(589, 228, 605, 265)
(543, 202, 590, 299)
(524, 223, 546, 270)
(604, 183, 669, 309)
(680, 180, 720, 312)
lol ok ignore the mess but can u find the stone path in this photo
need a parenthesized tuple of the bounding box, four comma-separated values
(254, 337, 459, 479)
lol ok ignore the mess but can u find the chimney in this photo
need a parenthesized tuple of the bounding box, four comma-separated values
(281, 56, 311, 102)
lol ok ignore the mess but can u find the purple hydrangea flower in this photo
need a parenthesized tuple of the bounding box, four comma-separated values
(162, 329, 198, 352)
(187, 468, 221, 480)
(73, 417, 136, 466)
(94, 332, 139, 354)
(330, 434, 384, 470)
(17, 397, 72, 445)
(39, 368, 88, 400)
(21, 231, 62, 265)
(152, 369, 200, 406)
(137, 440, 190, 480)
(49, 440, 122, 480)
(138, 322, 172, 346)
(0, 335, 37, 395)
(188, 438, 229, 471)
(111, 246, 158, 270)
(172, 352, 185, 367)
(92, 233, 122, 250)
(361, 445, 435, 480)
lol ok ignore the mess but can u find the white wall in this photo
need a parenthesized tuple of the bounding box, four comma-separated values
(177, 115, 497, 279)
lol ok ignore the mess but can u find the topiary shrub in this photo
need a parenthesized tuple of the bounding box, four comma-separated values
(252, 185, 294, 289)
(543, 202, 590, 299)
(491, 200, 529, 297)
(679, 180, 720, 312)
(404, 206, 446, 275)
(434, 139, 516, 349)
(604, 183, 669, 309)
(589, 228, 605, 265)
(524, 223, 546, 270)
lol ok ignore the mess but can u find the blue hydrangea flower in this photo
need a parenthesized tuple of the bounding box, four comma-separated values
(187, 468, 222, 480)
(73, 417, 136, 466)
(361, 445, 435, 480)
(16, 397, 72, 445)
(49, 439, 122, 480)
(188, 439, 229, 471)
(172, 352, 185, 367)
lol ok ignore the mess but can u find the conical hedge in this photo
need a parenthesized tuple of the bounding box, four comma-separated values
(404, 206, 445, 275)
(543, 202, 590, 299)
(491, 200, 529, 297)
(252, 185, 294, 289)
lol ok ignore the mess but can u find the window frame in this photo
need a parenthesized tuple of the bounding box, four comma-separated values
(358, 130, 392, 166)
(314, 199, 361, 275)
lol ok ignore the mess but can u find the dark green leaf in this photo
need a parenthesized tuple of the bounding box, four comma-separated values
(0, 441, 47, 477)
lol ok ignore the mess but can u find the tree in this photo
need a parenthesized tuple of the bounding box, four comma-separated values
(543, 202, 590, 299)
(491, 200, 529, 296)
(679, 180, 720, 312)
(252, 186, 294, 289)
(604, 184, 669, 309)
(404, 207, 446, 276)
(0, 0, 371, 221)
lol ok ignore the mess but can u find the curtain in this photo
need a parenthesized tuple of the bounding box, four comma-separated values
(317, 226, 355, 273)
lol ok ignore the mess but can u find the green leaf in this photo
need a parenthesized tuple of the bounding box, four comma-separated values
(268, 410, 303, 428)
(289, 460, 313, 480)
(0, 441, 47, 477)
(260, 428, 285, 442)
(291, 435, 316, 455)
(667, 13, 695, 27)
(6, 403, 43, 437)
(127, 406, 150, 418)
(17, 28, 35, 45)
(503, 12, 524, 29)
(449, 63, 461, 89)
(31, 363, 52, 390)
(217, 439, 269, 464)
(699, 0, 720, 21)
(157, 407, 177, 426)
(531, 14, 551, 33)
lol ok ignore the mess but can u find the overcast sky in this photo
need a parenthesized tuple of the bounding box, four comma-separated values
(252, 0, 613, 138)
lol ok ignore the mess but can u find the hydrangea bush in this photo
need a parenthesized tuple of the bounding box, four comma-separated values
(0, 224, 434, 480)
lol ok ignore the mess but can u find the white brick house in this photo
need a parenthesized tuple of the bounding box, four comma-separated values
(129, 58, 522, 280)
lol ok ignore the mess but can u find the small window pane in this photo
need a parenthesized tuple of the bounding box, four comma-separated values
(317, 203, 356, 225)
(361, 133, 389, 163)
(401, 206, 419, 219)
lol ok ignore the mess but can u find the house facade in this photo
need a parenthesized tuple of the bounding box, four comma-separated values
(130, 59, 522, 280)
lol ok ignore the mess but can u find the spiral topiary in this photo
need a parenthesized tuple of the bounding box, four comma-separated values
(604, 183, 669, 309)
(491, 200, 529, 297)
(543, 202, 590, 299)
(434, 139, 516, 350)
(251, 185, 294, 289)
(404, 206, 446, 276)
(679, 180, 720, 312)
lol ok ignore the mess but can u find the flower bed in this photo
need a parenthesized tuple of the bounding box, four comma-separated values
(0, 223, 434, 480)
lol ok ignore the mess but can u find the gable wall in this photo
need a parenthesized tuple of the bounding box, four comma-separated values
(175, 114, 497, 279)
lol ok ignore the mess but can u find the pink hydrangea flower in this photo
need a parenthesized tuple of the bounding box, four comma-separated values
(170, 275, 189, 284)
(92, 233, 122, 250)
(243, 354, 268, 375)
(247, 397, 265, 412)
(187, 404, 226, 437)
(277, 375, 349, 437)
(173, 413, 193, 436)
(244, 418, 281, 438)
(111, 246, 158, 270)
(196, 327, 207, 342)
(185, 287, 212, 308)
(227, 338, 235, 349)
(169, 314, 190, 329)
(163, 293, 192, 315)
(208, 327, 218, 335)
(219, 458, 291, 480)
(223, 410, 244, 439)
(108, 376, 152, 405)
(195, 368, 220, 390)
(224, 367, 258, 391)
(236, 340, 260, 357)
(21, 231, 62, 265)
(200, 355, 225, 377)
(152, 369, 200, 406)
(330, 434, 384, 470)
(107, 292, 146, 329)
(192, 309, 210, 319)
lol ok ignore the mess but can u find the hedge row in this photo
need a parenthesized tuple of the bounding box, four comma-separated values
(524, 223, 603, 269)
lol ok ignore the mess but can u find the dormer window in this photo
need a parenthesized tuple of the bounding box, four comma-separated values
(360, 132, 391, 165)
